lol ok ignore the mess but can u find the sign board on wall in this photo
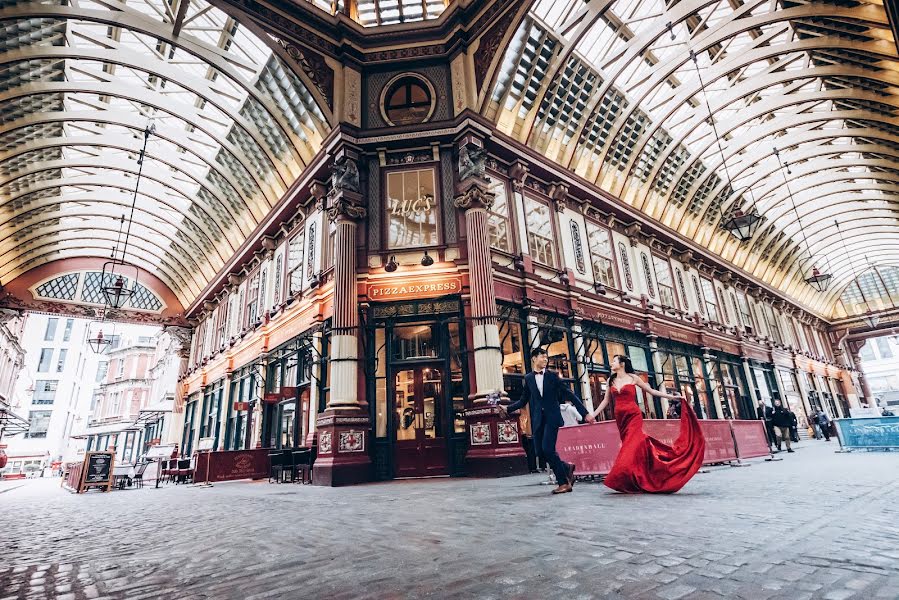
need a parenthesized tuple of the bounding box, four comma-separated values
(367, 276, 461, 301)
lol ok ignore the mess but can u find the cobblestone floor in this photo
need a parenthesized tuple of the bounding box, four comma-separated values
(1, 442, 898, 600)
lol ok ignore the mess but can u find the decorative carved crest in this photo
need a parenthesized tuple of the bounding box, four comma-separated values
(278, 40, 334, 110)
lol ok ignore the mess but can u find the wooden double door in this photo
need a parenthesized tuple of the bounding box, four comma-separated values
(393, 363, 449, 478)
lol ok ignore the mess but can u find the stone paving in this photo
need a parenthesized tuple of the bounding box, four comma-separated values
(1, 442, 898, 600)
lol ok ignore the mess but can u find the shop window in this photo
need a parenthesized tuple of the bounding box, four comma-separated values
(586, 221, 616, 288)
(534, 314, 573, 380)
(523, 196, 556, 267)
(700, 277, 719, 322)
(287, 231, 305, 296)
(386, 168, 438, 249)
(486, 178, 514, 253)
(652, 255, 677, 308)
(499, 308, 526, 376)
(391, 323, 439, 361)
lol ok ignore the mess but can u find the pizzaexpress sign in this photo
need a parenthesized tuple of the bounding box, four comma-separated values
(368, 276, 461, 301)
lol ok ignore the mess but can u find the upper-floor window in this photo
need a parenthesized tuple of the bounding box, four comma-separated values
(96, 361, 108, 383)
(585, 221, 616, 288)
(700, 277, 719, 322)
(765, 306, 783, 344)
(287, 231, 305, 296)
(37, 348, 52, 373)
(652, 255, 677, 308)
(245, 271, 260, 328)
(716, 286, 731, 325)
(487, 177, 514, 253)
(25, 410, 51, 438)
(116, 359, 125, 379)
(386, 168, 438, 249)
(736, 292, 754, 330)
(56, 349, 67, 373)
(523, 195, 556, 267)
(33, 380, 58, 405)
(63, 319, 74, 342)
(44, 318, 58, 341)
(216, 302, 229, 348)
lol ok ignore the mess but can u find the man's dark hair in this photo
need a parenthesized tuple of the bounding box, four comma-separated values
(530, 347, 548, 359)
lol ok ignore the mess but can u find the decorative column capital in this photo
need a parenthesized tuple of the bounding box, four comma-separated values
(0, 308, 21, 325)
(327, 147, 366, 223)
(164, 325, 193, 359)
(454, 178, 495, 211)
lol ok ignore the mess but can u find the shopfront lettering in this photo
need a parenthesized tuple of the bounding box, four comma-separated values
(368, 277, 461, 301)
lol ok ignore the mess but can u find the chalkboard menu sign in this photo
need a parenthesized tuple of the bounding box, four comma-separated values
(79, 451, 115, 492)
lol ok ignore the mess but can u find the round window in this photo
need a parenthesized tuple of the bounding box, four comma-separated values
(381, 75, 435, 126)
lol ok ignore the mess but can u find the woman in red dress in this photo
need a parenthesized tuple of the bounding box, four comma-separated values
(589, 355, 706, 494)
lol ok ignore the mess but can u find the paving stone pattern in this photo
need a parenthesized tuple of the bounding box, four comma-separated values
(1, 443, 898, 599)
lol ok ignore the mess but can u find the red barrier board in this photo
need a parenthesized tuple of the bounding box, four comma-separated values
(558, 418, 749, 475)
(699, 420, 739, 463)
(194, 448, 270, 483)
(557, 422, 621, 475)
(730, 420, 771, 459)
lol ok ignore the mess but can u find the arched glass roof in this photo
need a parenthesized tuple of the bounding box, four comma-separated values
(835, 265, 899, 318)
(0, 0, 330, 307)
(487, 0, 899, 317)
(304, 0, 449, 27)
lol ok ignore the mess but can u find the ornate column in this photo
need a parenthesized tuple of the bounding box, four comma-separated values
(846, 339, 872, 403)
(455, 134, 527, 477)
(313, 147, 373, 486)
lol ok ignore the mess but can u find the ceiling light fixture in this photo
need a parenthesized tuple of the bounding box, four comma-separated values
(679, 29, 762, 242)
(102, 121, 155, 309)
(773, 147, 831, 292)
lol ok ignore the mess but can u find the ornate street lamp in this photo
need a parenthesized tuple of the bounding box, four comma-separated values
(684, 43, 763, 242)
(804, 267, 833, 293)
(721, 209, 763, 242)
(102, 273, 132, 309)
(87, 329, 111, 354)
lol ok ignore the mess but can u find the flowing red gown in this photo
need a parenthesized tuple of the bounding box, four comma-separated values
(603, 383, 706, 494)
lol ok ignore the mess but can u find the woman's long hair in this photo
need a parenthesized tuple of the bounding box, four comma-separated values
(608, 354, 636, 385)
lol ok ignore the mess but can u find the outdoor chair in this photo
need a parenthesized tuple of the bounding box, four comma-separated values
(133, 462, 149, 488)
(292, 450, 313, 484)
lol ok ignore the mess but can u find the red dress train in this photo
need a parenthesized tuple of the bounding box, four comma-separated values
(603, 383, 706, 494)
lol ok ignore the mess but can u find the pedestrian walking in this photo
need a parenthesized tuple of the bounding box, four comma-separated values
(772, 400, 794, 453)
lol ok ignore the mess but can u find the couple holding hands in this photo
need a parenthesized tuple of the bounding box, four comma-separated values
(501, 348, 706, 495)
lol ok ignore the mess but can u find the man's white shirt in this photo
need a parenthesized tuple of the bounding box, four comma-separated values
(535, 370, 545, 396)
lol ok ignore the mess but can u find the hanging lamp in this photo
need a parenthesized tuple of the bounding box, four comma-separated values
(684, 40, 762, 242)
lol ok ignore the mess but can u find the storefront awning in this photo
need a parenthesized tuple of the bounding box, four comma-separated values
(0, 404, 30, 437)
(133, 405, 173, 427)
(72, 422, 141, 439)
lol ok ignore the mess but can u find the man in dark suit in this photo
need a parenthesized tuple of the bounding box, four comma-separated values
(501, 347, 593, 494)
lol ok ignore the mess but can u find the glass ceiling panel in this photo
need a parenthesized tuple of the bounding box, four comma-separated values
(487, 0, 899, 317)
(0, 0, 330, 306)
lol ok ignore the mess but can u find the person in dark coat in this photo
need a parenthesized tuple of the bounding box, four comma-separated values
(757, 400, 775, 451)
(788, 408, 799, 444)
(771, 400, 794, 453)
(815, 410, 831, 441)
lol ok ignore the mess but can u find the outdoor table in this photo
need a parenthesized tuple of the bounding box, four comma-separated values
(113, 464, 136, 489)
